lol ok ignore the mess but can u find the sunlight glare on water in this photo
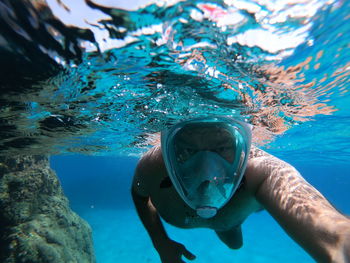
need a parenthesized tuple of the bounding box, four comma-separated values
(0, 0, 349, 163)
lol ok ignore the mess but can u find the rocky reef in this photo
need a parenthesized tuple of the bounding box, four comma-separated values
(0, 155, 95, 263)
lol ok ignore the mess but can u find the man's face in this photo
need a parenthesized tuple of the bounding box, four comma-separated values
(174, 125, 236, 163)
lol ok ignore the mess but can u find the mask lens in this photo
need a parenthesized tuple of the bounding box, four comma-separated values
(173, 123, 236, 164)
(177, 150, 235, 206)
(161, 117, 252, 216)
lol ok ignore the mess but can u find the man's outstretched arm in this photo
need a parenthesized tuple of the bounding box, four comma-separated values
(249, 153, 350, 262)
(131, 148, 196, 263)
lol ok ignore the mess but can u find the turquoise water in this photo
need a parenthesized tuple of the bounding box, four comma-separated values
(1, 0, 350, 262)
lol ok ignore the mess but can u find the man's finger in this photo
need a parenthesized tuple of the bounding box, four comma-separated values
(182, 248, 196, 260)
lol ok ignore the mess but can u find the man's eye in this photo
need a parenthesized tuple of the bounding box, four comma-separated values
(186, 148, 197, 155)
(217, 147, 230, 153)
(177, 148, 197, 163)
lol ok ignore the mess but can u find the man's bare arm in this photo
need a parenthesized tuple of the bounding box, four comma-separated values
(131, 147, 196, 263)
(131, 187, 170, 251)
(250, 152, 350, 262)
(131, 149, 170, 251)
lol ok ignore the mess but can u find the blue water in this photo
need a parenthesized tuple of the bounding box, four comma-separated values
(2, 0, 350, 262)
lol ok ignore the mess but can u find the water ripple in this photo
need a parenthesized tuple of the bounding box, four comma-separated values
(0, 0, 349, 162)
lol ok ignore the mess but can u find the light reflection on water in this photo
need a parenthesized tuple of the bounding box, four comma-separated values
(0, 0, 349, 162)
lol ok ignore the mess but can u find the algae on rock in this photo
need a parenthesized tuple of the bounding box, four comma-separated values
(0, 156, 95, 263)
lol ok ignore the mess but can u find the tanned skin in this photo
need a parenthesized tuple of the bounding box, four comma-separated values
(132, 144, 350, 263)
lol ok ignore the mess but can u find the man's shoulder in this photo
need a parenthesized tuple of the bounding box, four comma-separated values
(134, 145, 167, 185)
(248, 145, 268, 159)
(136, 145, 165, 174)
(132, 145, 167, 196)
(248, 146, 292, 169)
(245, 146, 296, 193)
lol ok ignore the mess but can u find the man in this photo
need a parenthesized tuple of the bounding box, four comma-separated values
(132, 116, 350, 263)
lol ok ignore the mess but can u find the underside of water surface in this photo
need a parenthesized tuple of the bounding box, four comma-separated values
(0, 0, 349, 163)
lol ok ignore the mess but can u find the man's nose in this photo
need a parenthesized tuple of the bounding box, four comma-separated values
(198, 180, 210, 190)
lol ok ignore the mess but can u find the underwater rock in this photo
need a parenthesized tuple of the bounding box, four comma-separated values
(0, 155, 95, 263)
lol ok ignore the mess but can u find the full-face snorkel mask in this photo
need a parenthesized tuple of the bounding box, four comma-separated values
(161, 117, 252, 219)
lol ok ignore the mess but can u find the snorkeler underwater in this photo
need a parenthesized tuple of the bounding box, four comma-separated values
(0, 0, 350, 262)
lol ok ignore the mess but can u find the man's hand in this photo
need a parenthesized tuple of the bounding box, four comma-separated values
(157, 239, 196, 263)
